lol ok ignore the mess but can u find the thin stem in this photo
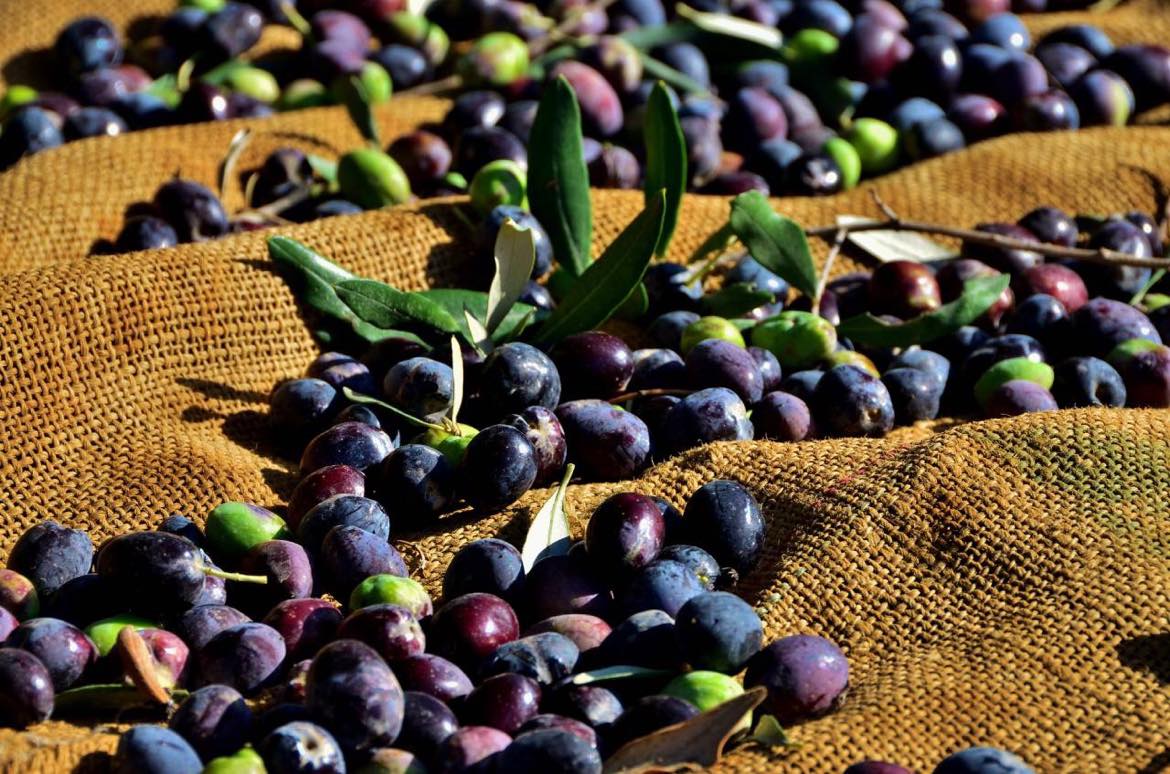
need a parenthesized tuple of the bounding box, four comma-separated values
(801, 192, 1170, 270)
(813, 227, 847, 313)
(529, 0, 621, 55)
(608, 387, 693, 404)
(203, 567, 269, 585)
(399, 73, 464, 98)
(1131, 268, 1166, 306)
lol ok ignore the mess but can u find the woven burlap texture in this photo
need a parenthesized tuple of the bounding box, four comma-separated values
(3, 0, 1170, 269)
(4, 2, 1170, 772)
(2, 119, 1170, 771)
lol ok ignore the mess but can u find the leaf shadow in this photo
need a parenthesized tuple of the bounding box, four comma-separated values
(1139, 750, 1170, 774)
(176, 377, 269, 405)
(414, 201, 485, 290)
(1, 48, 58, 91)
(1117, 633, 1170, 685)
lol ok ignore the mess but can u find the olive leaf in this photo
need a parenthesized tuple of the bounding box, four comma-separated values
(336, 280, 461, 335)
(464, 307, 493, 354)
(448, 336, 464, 425)
(340, 74, 381, 147)
(644, 82, 687, 258)
(637, 53, 713, 96)
(836, 215, 955, 263)
(836, 274, 1011, 347)
(602, 687, 769, 773)
(528, 76, 593, 277)
(343, 387, 446, 433)
(748, 714, 799, 749)
(674, 3, 784, 49)
(620, 21, 703, 50)
(521, 463, 575, 571)
(487, 219, 536, 333)
(53, 684, 191, 716)
(570, 666, 674, 685)
(531, 191, 666, 345)
(268, 235, 398, 344)
(702, 282, 774, 317)
(116, 626, 170, 704)
(218, 128, 252, 200)
(418, 289, 540, 343)
(729, 191, 818, 299)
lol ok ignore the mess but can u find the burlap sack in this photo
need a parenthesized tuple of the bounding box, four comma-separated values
(5, 2, 1170, 772)
(3, 0, 1170, 270)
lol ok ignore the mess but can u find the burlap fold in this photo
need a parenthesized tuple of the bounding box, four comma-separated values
(4, 2, 1170, 772)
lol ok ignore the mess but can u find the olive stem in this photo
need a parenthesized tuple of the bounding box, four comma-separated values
(202, 567, 269, 585)
(399, 73, 464, 98)
(801, 189, 1170, 269)
(608, 387, 694, 404)
(812, 227, 847, 314)
(530, 0, 623, 55)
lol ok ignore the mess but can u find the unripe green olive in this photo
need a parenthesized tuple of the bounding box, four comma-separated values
(680, 316, 746, 354)
(750, 311, 838, 369)
(459, 32, 530, 87)
(469, 159, 527, 214)
(337, 148, 412, 209)
(350, 574, 433, 618)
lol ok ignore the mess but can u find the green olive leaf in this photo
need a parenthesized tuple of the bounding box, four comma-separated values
(521, 463, 575, 571)
(343, 387, 445, 432)
(528, 76, 593, 277)
(613, 281, 650, 320)
(621, 21, 703, 50)
(637, 52, 713, 96)
(268, 235, 401, 344)
(417, 289, 540, 343)
(487, 219, 537, 333)
(340, 74, 381, 147)
(464, 306, 494, 355)
(748, 714, 799, 749)
(675, 3, 784, 48)
(336, 279, 461, 334)
(836, 274, 1011, 347)
(570, 666, 674, 685)
(729, 191, 818, 299)
(306, 154, 339, 187)
(53, 684, 191, 716)
(701, 282, 774, 317)
(531, 191, 666, 345)
(644, 82, 687, 258)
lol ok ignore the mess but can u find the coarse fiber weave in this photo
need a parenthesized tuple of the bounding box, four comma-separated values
(3, 3, 1170, 773)
(1, 122, 1170, 771)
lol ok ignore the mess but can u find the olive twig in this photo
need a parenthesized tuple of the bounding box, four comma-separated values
(812, 227, 847, 314)
(398, 73, 464, 98)
(608, 387, 694, 403)
(801, 189, 1170, 269)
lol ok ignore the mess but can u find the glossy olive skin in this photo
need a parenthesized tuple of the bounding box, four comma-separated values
(812, 365, 896, 438)
(300, 422, 397, 475)
(263, 598, 342, 662)
(428, 593, 520, 672)
(443, 539, 526, 604)
(7, 521, 93, 599)
(306, 639, 405, 757)
(502, 407, 568, 486)
(112, 725, 202, 774)
(286, 465, 366, 532)
(320, 525, 407, 602)
(682, 479, 766, 577)
(480, 343, 562, 416)
(556, 400, 652, 481)
(744, 634, 850, 724)
(153, 179, 230, 243)
(552, 332, 635, 400)
(371, 444, 455, 527)
(197, 622, 288, 695)
(868, 260, 942, 319)
(169, 684, 254, 762)
(395, 653, 475, 704)
(583, 493, 665, 575)
(459, 425, 539, 511)
(6, 618, 97, 691)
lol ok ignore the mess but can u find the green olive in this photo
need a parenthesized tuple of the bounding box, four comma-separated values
(205, 502, 290, 561)
(280, 79, 333, 111)
(662, 671, 751, 735)
(973, 357, 1055, 407)
(337, 148, 412, 209)
(750, 311, 837, 369)
(846, 118, 900, 175)
(680, 316, 746, 354)
(350, 575, 433, 618)
(459, 32, 530, 87)
(469, 159, 527, 215)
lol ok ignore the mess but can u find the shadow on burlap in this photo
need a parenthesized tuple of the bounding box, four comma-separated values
(4, 2, 1170, 772)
